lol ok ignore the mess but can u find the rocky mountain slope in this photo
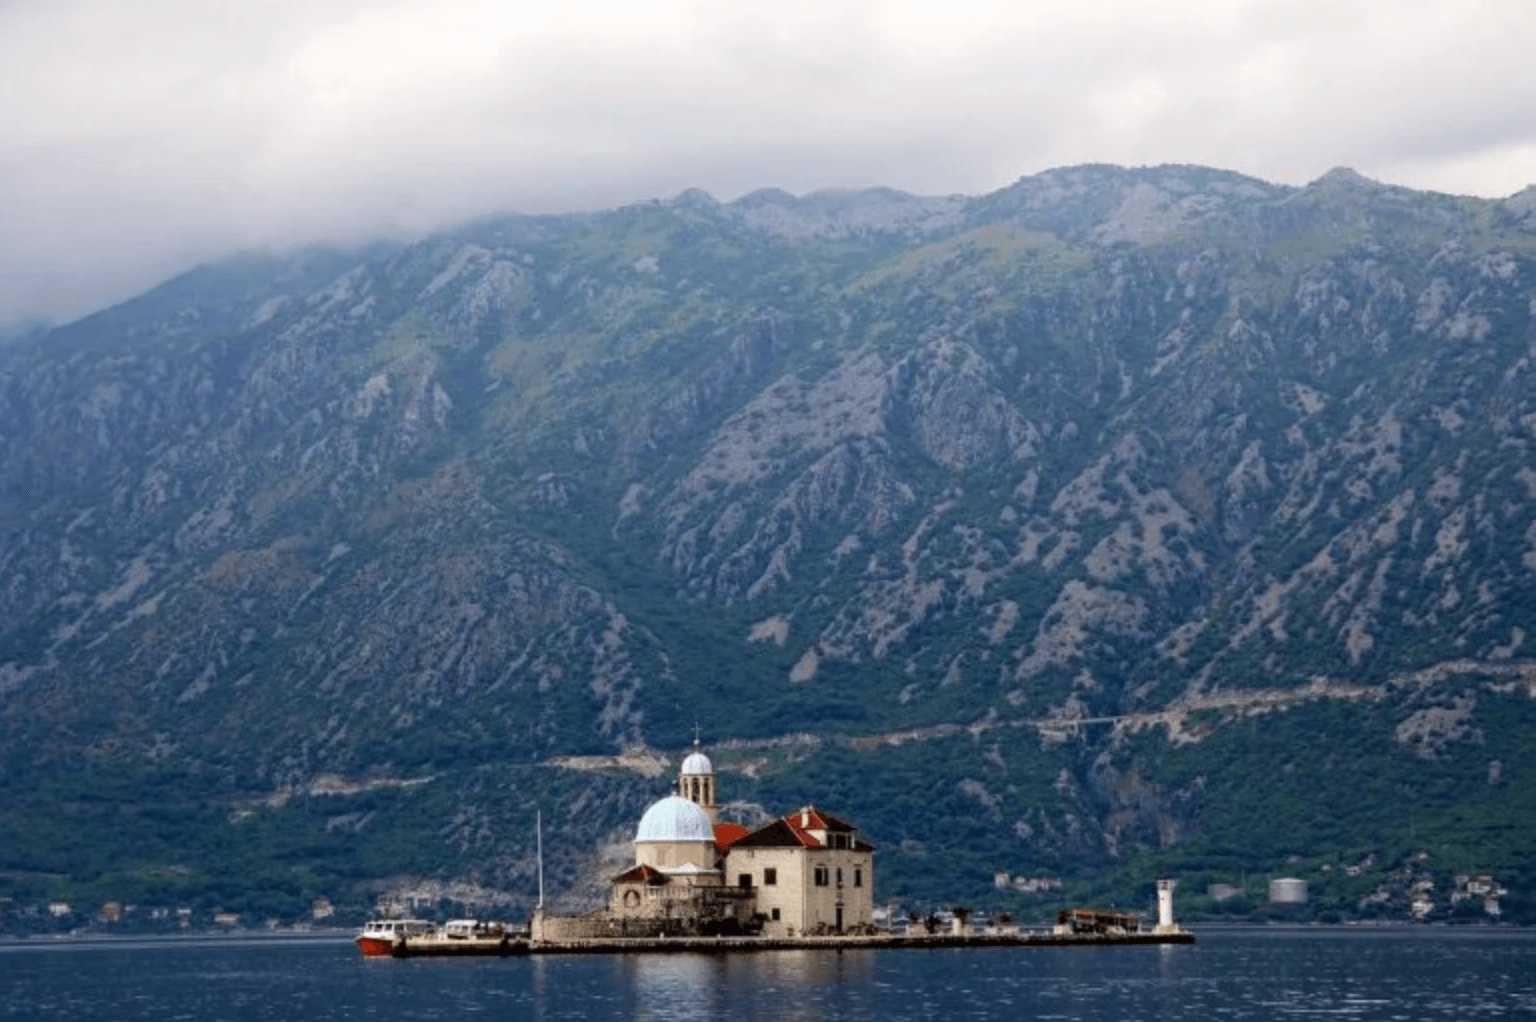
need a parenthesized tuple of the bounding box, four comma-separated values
(3, 164, 1536, 924)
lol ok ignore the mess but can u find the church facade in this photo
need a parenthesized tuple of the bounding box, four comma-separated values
(607, 744, 875, 937)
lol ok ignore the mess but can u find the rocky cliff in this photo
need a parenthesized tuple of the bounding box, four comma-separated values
(3, 164, 1535, 923)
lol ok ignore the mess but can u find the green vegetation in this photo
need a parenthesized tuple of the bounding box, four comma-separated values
(4, 167, 1536, 930)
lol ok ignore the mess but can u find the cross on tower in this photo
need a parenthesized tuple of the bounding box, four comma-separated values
(693, 722, 702, 747)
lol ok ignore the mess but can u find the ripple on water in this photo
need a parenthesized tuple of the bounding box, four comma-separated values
(2, 930, 1536, 1021)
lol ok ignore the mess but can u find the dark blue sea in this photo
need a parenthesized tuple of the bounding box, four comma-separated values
(3, 927, 1534, 1021)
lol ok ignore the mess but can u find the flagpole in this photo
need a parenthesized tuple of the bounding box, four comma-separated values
(537, 808, 545, 910)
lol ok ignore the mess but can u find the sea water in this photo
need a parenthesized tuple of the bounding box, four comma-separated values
(2, 927, 1534, 1021)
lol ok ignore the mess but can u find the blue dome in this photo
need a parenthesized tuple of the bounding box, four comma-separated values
(635, 796, 714, 843)
(680, 751, 713, 776)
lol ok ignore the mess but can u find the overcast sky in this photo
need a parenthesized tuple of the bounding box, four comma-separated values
(4, 0, 1534, 329)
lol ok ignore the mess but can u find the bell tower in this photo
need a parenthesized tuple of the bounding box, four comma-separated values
(676, 728, 718, 824)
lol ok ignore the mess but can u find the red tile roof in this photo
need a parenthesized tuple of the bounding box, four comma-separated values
(714, 823, 749, 853)
(728, 805, 875, 851)
(611, 863, 670, 885)
(728, 818, 815, 849)
(784, 811, 825, 848)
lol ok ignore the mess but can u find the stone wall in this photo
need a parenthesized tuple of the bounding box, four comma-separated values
(532, 909, 697, 941)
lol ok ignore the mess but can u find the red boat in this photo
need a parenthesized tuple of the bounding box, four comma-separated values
(354, 918, 434, 957)
(355, 918, 528, 957)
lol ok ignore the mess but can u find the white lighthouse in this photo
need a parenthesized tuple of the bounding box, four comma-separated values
(1154, 879, 1180, 934)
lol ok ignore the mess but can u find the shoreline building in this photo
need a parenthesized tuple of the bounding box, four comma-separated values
(603, 740, 875, 938)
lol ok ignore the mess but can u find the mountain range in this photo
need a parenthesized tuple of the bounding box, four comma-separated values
(3, 163, 1536, 927)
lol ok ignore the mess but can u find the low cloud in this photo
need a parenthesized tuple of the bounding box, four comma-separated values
(4, 0, 1534, 327)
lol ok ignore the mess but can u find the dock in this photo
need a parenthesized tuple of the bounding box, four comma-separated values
(521, 930, 1193, 955)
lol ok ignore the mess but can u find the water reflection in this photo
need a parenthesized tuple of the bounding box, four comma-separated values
(528, 952, 550, 1021)
(614, 949, 877, 1022)
(620, 954, 722, 1022)
(3, 930, 1536, 1021)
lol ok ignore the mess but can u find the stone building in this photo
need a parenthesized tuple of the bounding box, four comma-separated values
(606, 791, 754, 934)
(726, 805, 874, 936)
(604, 740, 875, 937)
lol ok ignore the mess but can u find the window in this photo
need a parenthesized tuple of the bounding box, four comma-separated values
(854, 868, 863, 888)
(836, 868, 843, 887)
(738, 873, 752, 889)
(814, 866, 829, 887)
(763, 868, 777, 886)
(771, 908, 781, 921)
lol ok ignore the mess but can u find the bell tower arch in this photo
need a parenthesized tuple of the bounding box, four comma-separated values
(676, 729, 718, 825)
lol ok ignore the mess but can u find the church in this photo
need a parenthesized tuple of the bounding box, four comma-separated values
(607, 742, 875, 937)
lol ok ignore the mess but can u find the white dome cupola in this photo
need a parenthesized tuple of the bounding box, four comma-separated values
(632, 795, 717, 871)
(675, 732, 718, 824)
(634, 795, 714, 843)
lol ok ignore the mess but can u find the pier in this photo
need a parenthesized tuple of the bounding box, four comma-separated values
(522, 930, 1194, 954)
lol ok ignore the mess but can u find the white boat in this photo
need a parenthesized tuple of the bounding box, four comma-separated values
(354, 918, 434, 957)
(355, 917, 528, 957)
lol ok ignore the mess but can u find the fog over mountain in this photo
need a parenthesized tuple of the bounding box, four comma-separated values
(4, 0, 1535, 331)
